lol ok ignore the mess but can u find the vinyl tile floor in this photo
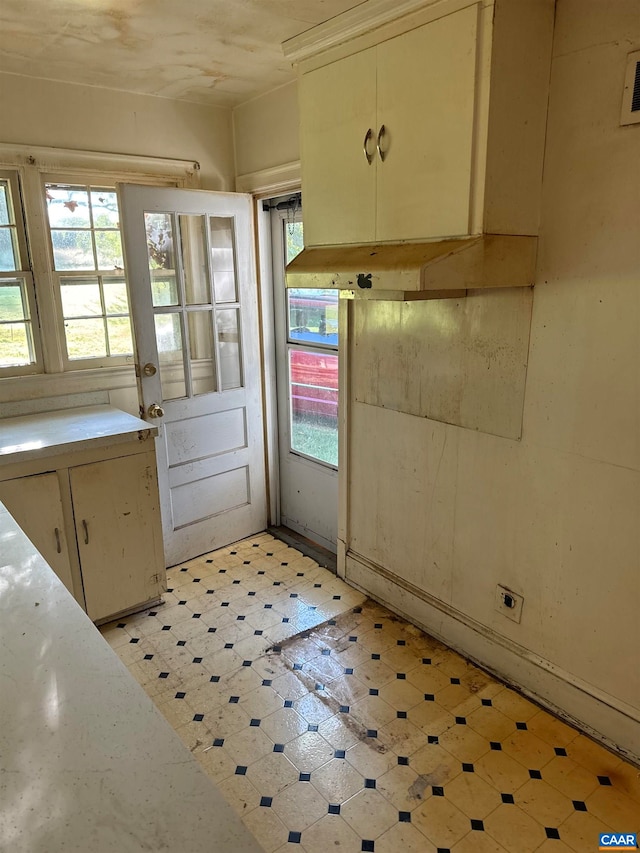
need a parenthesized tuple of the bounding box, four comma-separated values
(101, 533, 640, 853)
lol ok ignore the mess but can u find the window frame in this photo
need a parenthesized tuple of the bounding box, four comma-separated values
(0, 168, 43, 377)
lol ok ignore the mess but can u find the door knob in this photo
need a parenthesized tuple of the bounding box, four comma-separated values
(143, 363, 157, 377)
(147, 403, 165, 418)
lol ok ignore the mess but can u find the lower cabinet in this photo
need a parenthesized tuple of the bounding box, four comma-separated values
(71, 452, 164, 622)
(0, 444, 165, 624)
(0, 472, 75, 596)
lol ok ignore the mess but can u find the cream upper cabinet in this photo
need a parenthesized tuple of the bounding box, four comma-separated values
(300, 48, 377, 247)
(289, 0, 555, 253)
(375, 7, 477, 242)
(300, 5, 478, 247)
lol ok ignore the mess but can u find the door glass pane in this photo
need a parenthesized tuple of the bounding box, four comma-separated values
(289, 350, 338, 467)
(188, 310, 216, 395)
(288, 288, 339, 346)
(154, 312, 186, 400)
(180, 215, 209, 305)
(145, 212, 177, 273)
(216, 308, 242, 390)
(150, 271, 179, 307)
(210, 217, 237, 302)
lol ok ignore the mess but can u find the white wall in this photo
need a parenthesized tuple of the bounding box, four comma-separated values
(345, 0, 640, 757)
(0, 73, 234, 190)
(233, 82, 300, 177)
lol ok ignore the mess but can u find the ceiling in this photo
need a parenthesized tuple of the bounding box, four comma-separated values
(0, 0, 363, 108)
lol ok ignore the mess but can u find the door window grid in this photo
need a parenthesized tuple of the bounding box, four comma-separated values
(0, 171, 40, 374)
(284, 220, 339, 469)
(144, 211, 243, 402)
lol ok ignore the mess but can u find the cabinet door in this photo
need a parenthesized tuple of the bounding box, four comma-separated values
(70, 452, 164, 622)
(0, 473, 76, 596)
(375, 5, 478, 242)
(300, 48, 377, 246)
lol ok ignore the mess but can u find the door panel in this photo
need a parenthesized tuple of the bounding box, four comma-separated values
(119, 185, 266, 566)
(273, 208, 338, 552)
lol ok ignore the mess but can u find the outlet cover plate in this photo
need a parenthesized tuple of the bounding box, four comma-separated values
(495, 584, 523, 624)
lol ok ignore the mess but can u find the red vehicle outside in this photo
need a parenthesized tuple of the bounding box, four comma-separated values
(290, 349, 338, 420)
(288, 291, 338, 422)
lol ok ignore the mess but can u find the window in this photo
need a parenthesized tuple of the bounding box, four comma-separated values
(285, 221, 339, 468)
(45, 183, 133, 364)
(0, 146, 196, 379)
(0, 170, 40, 375)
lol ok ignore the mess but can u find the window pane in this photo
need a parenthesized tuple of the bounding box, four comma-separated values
(210, 218, 237, 302)
(0, 229, 17, 271)
(0, 322, 33, 367)
(103, 278, 129, 314)
(106, 316, 133, 355)
(145, 212, 176, 272)
(95, 230, 123, 270)
(289, 350, 338, 467)
(216, 308, 242, 390)
(214, 270, 237, 304)
(51, 230, 94, 270)
(154, 312, 186, 400)
(65, 318, 107, 359)
(0, 183, 11, 226)
(61, 280, 102, 317)
(46, 187, 91, 228)
(90, 190, 119, 227)
(151, 271, 179, 307)
(285, 221, 304, 264)
(0, 282, 28, 321)
(188, 311, 216, 395)
(288, 289, 339, 346)
(180, 215, 209, 304)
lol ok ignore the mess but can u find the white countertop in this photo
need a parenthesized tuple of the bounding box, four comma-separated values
(0, 501, 263, 853)
(0, 405, 157, 465)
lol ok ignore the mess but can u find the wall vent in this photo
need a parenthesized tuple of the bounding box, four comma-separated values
(620, 50, 640, 126)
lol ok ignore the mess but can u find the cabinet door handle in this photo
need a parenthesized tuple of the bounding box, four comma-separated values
(54, 527, 62, 554)
(82, 519, 89, 545)
(376, 124, 387, 162)
(363, 128, 374, 165)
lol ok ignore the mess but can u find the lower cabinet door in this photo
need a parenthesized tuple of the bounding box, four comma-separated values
(71, 452, 164, 622)
(0, 472, 76, 597)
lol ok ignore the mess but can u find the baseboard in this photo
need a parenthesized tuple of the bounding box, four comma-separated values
(345, 550, 640, 766)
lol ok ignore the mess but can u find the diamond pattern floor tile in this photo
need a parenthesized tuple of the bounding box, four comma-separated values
(101, 533, 640, 853)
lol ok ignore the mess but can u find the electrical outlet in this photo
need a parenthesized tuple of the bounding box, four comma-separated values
(495, 585, 524, 624)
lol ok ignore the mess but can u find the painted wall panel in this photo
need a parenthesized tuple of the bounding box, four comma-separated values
(353, 288, 532, 440)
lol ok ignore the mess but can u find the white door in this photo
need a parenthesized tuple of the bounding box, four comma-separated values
(271, 202, 338, 552)
(119, 185, 266, 567)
